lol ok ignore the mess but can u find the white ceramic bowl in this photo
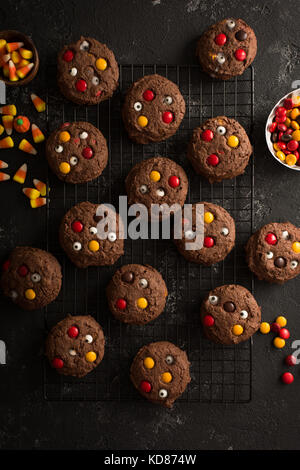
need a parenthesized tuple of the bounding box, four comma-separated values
(265, 88, 300, 171)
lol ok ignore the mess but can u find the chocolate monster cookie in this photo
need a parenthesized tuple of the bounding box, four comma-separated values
(45, 315, 105, 378)
(130, 341, 191, 408)
(107, 264, 168, 325)
(201, 284, 261, 345)
(1, 247, 62, 311)
(46, 121, 108, 184)
(57, 37, 119, 105)
(59, 201, 124, 269)
(174, 202, 235, 265)
(187, 116, 252, 183)
(245, 222, 300, 284)
(122, 74, 186, 144)
(125, 156, 188, 219)
(196, 18, 257, 80)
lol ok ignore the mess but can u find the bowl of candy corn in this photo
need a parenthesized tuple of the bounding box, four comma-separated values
(0, 30, 39, 86)
(266, 88, 300, 171)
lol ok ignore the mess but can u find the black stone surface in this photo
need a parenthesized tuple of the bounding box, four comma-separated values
(0, 0, 300, 450)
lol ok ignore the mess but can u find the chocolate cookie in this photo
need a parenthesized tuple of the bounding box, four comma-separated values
(130, 341, 191, 408)
(196, 18, 257, 80)
(1, 247, 62, 311)
(187, 116, 252, 183)
(122, 74, 186, 144)
(125, 156, 188, 219)
(57, 36, 119, 105)
(174, 202, 235, 265)
(107, 264, 168, 325)
(201, 284, 261, 345)
(45, 315, 105, 378)
(46, 121, 108, 184)
(59, 201, 124, 269)
(245, 222, 300, 284)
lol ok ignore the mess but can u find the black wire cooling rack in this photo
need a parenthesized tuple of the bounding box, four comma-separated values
(43, 64, 255, 403)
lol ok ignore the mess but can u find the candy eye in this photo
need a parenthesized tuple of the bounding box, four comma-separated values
(55, 145, 63, 153)
(184, 230, 195, 240)
(92, 76, 99, 85)
(31, 273, 41, 283)
(282, 230, 289, 240)
(134, 101, 142, 111)
(70, 156, 78, 166)
(165, 355, 174, 365)
(69, 349, 77, 356)
(266, 251, 274, 259)
(139, 184, 148, 194)
(226, 19, 236, 30)
(139, 278, 148, 288)
(10, 290, 18, 300)
(158, 389, 168, 398)
(70, 67, 77, 76)
(291, 260, 298, 269)
(216, 53, 226, 65)
(221, 227, 229, 236)
(80, 131, 88, 139)
(73, 242, 82, 251)
(90, 227, 97, 235)
(164, 95, 173, 105)
(85, 334, 93, 343)
(217, 126, 226, 135)
(240, 310, 248, 319)
(156, 188, 165, 197)
(209, 295, 219, 305)
(80, 40, 89, 51)
(108, 232, 117, 242)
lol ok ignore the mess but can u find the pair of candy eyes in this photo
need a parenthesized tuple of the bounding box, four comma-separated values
(55, 131, 89, 154)
(69, 67, 100, 85)
(265, 252, 298, 269)
(133, 95, 173, 111)
(208, 295, 248, 318)
(73, 231, 117, 251)
(184, 227, 229, 240)
(140, 185, 166, 197)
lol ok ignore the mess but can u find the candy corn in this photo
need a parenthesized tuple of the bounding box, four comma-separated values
(11, 50, 21, 64)
(2, 115, 13, 135)
(2, 63, 9, 77)
(17, 58, 29, 69)
(33, 179, 47, 196)
(0, 136, 14, 149)
(0, 125, 4, 136)
(30, 197, 46, 209)
(0, 105, 17, 116)
(19, 139, 37, 155)
(13, 163, 27, 184)
(31, 93, 46, 112)
(0, 172, 10, 182)
(16, 62, 33, 79)
(8, 59, 18, 81)
(0, 40, 6, 55)
(6, 42, 24, 53)
(23, 187, 40, 200)
(0, 160, 8, 169)
(19, 48, 33, 59)
(0, 53, 10, 67)
(31, 124, 45, 144)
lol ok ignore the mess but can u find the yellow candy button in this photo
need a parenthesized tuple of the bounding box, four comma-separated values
(89, 240, 100, 252)
(285, 117, 291, 127)
(260, 322, 270, 334)
(286, 154, 297, 166)
(290, 108, 300, 120)
(273, 337, 285, 349)
(150, 170, 161, 182)
(227, 135, 239, 148)
(276, 151, 285, 162)
(291, 120, 299, 130)
(292, 130, 300, 141)
(273, 143, 280, 151)
(85, 351, 97, 362)
(59, 162, 71, 174)
(137, 297, 148, 309)
(292, 242, 300, 253)
(59, 131, 70, 142)
(232, 324, 243, 336)
(96, 58, 107, 71)
(137, 115, 148, 128)
(161, 372, 172, 383)
(293, 96, 300, 107)
(144, 357, 155, 369)
(276, 316, 287, 327)
(25, 289, 36, 300)
(204, 211, 214, 224)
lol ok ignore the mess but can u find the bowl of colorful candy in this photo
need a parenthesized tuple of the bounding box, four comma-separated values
(266, 88, 300, 171)
(0, 30, 39, 86)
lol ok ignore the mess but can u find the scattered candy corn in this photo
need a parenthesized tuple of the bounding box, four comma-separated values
(0, 160, 8, 169)
(8, 59, 18, 81)
(30, 197, 46, 209)
(0, 125, 4, 136)
(31, 93, 46, 112)
(2, 115, 13, 135)
(0, 39, 6, 55)
(23, 187, 40, 200)
(31, 124, 45, 143)
(11, 50, 21, 64)
(0, 136, 14, 149)
(19, 139, 37, 155)
(0, 105, 16, 116)
(33, 179, 47, 196)
(0, 172, 10, 182)
(19, 48, 33, 59)
(6, 42, 24, 53)
(13, 163, 27, 184)
(16, 62, 33, 79)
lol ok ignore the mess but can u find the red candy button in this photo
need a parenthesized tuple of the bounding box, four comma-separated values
(285, 354, 297, 366)
(201, 129, 214, 142)
(2, 260, 10, 271)
(168, 175, 180, 188)
(72, 221, 84, 233)
(68, 326, 79, 338)
(283, 98, 293, 110)
(140, 380, 152, 393)
(203, 314, 215, 327)
(207, 154, 219, 166)
(76, 79, 87, 92)
(275, 115, 286, 124)
(143, 89, 155, 101)
(63, 50, 74, 62)
(116, 298, 127, 310)
(281, 372, 294, 384)
(234, 49, 246, 61)
(265, 232, 277, 245)
(82, 147, 93, 159)
(52, 358, 64, 369)
(287, 140, 299, 151)
(279, 328, 290, 340)
(18, 265, 28, 277)
(269, 122, 277, 133)
(204, 236, 214, 248)
(270, 322, 281, 334)
(214, 33, 227, 46)
(276, 106, 287, 117)
(162, 111, 174, 123)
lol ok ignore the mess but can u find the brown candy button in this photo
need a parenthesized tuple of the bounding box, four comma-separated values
(274, 257, 287, 268)
(235, 30, 247, 41)
(223, 301, 236, 312)
(121, 271, 135, 283)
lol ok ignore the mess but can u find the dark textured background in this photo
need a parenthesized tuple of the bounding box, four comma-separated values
(0, 0, 300, 450)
